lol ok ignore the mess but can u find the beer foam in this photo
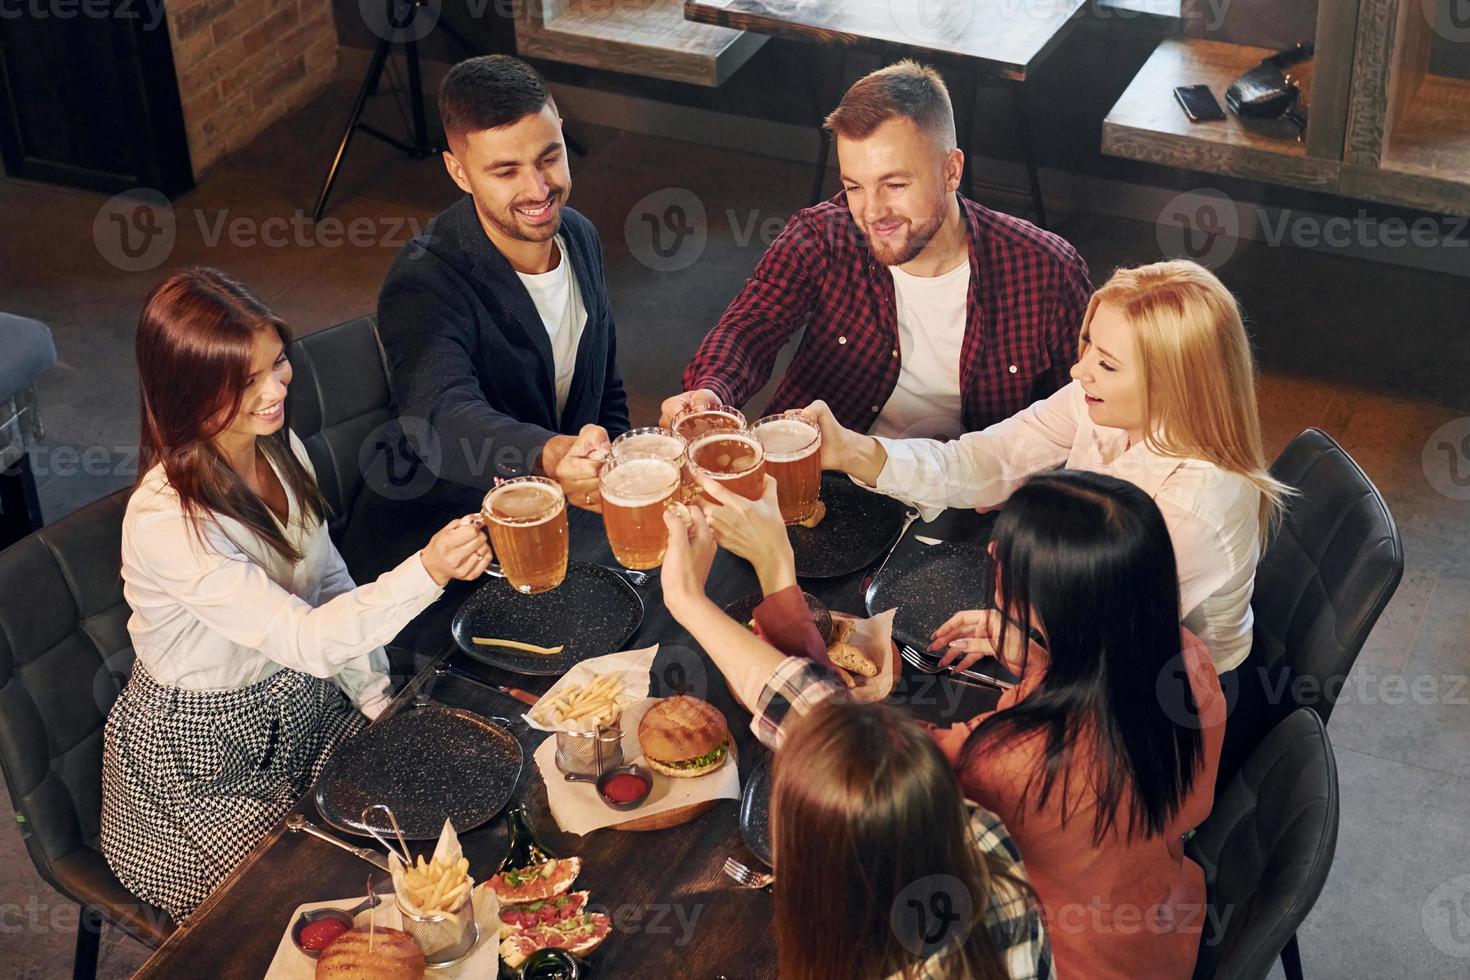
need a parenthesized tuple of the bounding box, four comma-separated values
(614, 432, 684, 461)
(754, 418, 818, 461)
(485, 481, 564, 524)
(602, 456, 679, 506)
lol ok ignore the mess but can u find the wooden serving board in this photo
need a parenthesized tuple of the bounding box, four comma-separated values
(611, 741, 739, 832)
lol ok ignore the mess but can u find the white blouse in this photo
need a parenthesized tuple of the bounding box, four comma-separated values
(120, 432, 444, 718)
(869, 380, 1261, 671)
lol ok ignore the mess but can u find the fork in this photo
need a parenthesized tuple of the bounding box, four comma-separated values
(723, 857, 774, 890)
(900, 645, 1015, 692)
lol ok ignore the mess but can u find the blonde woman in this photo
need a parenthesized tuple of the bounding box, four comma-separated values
(806, 260, 1288, 672)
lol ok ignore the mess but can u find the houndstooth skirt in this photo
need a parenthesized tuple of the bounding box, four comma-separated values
(101, 664, 366, 921)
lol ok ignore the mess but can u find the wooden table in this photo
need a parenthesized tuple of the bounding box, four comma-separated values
(133, 506, 1000, 979)
(685, 0, 1089, 222)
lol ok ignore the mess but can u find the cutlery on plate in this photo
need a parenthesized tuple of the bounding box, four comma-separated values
(899, 645, 1015, 692)
(285, 813, 391, 871)
(433, 665, 540, 707)
(723, 857, 774, 890)
(486, 561, 649, 588)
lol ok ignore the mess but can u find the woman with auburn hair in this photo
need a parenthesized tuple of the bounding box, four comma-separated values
(101, 268, 492, 919)
(662, 469, 1224, 980)
(806, 259, 1290, 672)
(658, 510, 1053, 980)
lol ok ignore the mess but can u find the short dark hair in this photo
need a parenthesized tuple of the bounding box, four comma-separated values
(440, 55, 556, 149)
(823, 60, 955, 150)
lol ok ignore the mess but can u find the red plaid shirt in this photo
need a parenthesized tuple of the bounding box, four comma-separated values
(683, 194, 1093, 433)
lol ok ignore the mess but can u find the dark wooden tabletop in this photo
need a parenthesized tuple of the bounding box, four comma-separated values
(133, 505, 999, 979)
(684, 0, 1089, 80)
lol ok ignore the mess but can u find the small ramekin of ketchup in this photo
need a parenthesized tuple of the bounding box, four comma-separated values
(597, 764, 652, 810)
(298, 917, 349, 950)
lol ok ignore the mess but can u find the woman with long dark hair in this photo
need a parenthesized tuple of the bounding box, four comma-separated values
(659, 512, 1053, 979)
(101, 268, 492, 919)
(665, 468, 1224, 979)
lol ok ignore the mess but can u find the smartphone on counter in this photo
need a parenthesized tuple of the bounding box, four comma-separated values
(1174, 84, 1226, 122)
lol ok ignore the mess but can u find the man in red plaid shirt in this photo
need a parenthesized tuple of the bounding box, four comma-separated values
(661, 61, 1093, 440)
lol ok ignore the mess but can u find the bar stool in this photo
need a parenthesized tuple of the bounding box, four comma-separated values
(0, 313, 56, 548)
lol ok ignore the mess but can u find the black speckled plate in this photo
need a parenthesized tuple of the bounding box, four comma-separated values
(864, 540, 992, 651)
(789, 474, 910, 579)
(450, 562, 644, 676)
(739, 751, 773, 867)
(314, 705, 523, 840)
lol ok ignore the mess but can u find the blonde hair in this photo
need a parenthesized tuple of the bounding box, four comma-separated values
(1082, 260, 1290, 542)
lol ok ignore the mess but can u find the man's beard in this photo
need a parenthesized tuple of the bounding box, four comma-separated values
(866, 206, 946, 267)
(484, 183, 568, 243)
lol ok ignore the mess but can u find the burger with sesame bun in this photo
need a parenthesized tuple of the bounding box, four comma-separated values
(637, 696, 731, 778)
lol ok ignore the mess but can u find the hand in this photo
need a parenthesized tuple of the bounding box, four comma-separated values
(419, 514, 493, 586)
(660, 504, 718, 617)
(799, 400, 886, 484)
(554, 424, 611, 511)
(929, 609, 1003, 674)
(693, 472, 796, 596)
(658, 389, 721, 430)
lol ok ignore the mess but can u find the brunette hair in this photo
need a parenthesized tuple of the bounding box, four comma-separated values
(773, 700, 1025, 980)
(823, 59, 956, 150)
(1083, 260, 1290, 542)
(962, 470, 1204, 844)
(440, 54, 555, 151)
(134, 267, 325, 564)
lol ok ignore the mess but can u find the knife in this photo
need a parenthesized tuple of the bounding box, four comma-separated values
(285, 813, 390, 871)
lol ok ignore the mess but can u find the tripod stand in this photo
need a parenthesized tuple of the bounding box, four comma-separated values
(311, 0, 477, 220)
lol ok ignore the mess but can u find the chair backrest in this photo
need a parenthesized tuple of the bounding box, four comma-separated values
(287, 315, 394, 537)
(1190, 707, 1340, 980)
(1248, 428, 1403, 728)
(0, 490, 133, 891)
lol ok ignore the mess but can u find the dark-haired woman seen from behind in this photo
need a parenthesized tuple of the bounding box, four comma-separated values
(773, 700, 1052, 980)
(659, 507, 1053, 979)
(669, 468, 1224, 979)
(102, 269, 493, 920)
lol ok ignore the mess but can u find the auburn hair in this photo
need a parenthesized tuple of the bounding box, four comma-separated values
(823, 59, 957, 150)
(1082, 259, 1290, 542)
(134, 267, 325, 564)
(772, 700, 1026, 979)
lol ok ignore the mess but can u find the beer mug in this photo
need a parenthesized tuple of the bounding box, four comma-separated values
(688, 429, 766, 502)
(611, 426, 692, 503)
(600, 453, 682, 570)
(750, 411, 823, 524)
(482, 476, 569, 595)
(670, 405, 747, 444)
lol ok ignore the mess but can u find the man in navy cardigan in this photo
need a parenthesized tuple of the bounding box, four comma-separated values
(342, 56, 628, 582)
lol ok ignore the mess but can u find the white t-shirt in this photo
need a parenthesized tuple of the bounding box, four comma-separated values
(871, 258, 970, 440)
(516, 236, 588, 418)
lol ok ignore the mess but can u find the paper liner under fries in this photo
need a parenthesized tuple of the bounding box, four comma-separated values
(523, 646, 658, 732)
(831, 608, 898, 704)
(388, 818, 477, 954)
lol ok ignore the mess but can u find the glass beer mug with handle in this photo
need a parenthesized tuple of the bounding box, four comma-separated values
(482, 476, 569, 594)
(750, 410, 822, 524)
(599, 453, 682, 570)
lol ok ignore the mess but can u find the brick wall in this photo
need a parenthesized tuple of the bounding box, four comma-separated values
(166, 0, 339, 173)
